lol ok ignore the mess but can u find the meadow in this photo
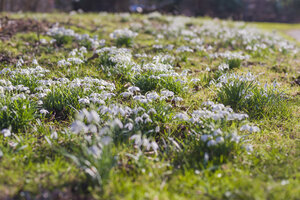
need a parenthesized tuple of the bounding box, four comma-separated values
(0, 12, 299, 200)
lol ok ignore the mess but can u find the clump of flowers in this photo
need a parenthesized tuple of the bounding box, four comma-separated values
(68, 109, 117, 187)
(213, 72, 289, 119)
(110, 28, 138, 47)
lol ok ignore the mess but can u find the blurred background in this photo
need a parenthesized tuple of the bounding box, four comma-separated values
(0, 0, 299, 22)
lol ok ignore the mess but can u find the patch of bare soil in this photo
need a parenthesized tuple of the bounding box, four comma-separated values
(0, 17, 51, 40)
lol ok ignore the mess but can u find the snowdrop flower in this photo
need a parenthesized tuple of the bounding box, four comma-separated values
(128, 86, 140, 93)
(16, 58, 24, 67)
(161, 90, 174, 97)
(201, 134, 212, 142)
(110, 29, 138, 39)
(172, 97, 183, 102)
(150, 141, 159, 154)
(173, 113, 189, 121)
(155, 126, 160, 133)
(146, 92, 159, 100)
(50, 131, 58, 139)
(37, 93, 47, 98)
(207, 140, 217, 147)
(124, 123, 134, 131)
(218, 63, 229, 71)
(86, 110, 100, 123)
(70, 120, 88, 134)
(40, 38, 47, 44)
(144, 118, 153, 123)
(215, 136, 224, 144)
(133, 95, 146, 101)
(101, 136, 112, 145)
(88, 144, 102, 158)
(130, 134, 142, 146)
(1, 106, 8, 111)
(141, 113, 150, 119)
(112, 118, 123, 129)
(58, 59, 71, 67)
(67, 57, 84, 65)
(240, 124, 260, 133)
(121, 91, 133, 97)
(35, 86, 44, 91)
(204, 152, 209, 162)
(79, 98, 90, 105)
(231, 132, 241, 143)
(190, 78, 200, 83)
(88, 124, 98, 133)
(1, 128, 12, 137)
(147, 108, 157, 114)
(89, 97, 105, 104)
(32, 59, 39, 66)
(176, 46, 193, 53)
(135, 117, 143, 124)
(244, 144, 253, 153)
(40, 109, 49, 115)
(213, 129, 222, 136)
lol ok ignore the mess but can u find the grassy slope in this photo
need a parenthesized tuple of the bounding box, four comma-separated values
(0, 13, 299, 200)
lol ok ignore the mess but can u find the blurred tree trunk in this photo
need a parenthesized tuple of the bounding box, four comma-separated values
(0, 0, 5, 11)
(115, 0, 130, 12)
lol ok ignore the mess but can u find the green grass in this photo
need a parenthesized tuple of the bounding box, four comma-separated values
(0, 13, 299, 200)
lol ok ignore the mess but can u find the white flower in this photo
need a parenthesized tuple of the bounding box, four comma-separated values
(135, 117, 143, 124)
(50, 131, 58, 139)
(88, 124, 98, 133)
(58, 59, 71, 67)
(1, 106, 8, 111)
(240, 125, 260, 133)
(110, 29, 138, 39)
(146, 92, 160, 100)
(150, 141, 159, 153)
(207, 140, 217, 147)
(147, 108, 157, 114)
(231, 132, 241, 143)
(121, 91, 133, 97)
(70, 120, 88, 134)
(88, 145, 102, 159)
(128, 86, 140, 93)
(204, 152, 209, 162)
(130, 134, 142, 146)
(218, 63, 229, 71)
(144, 118, 153, 123)
(112, 118, 123, 129)
(201, 134, 212, 142)
(172, 97, 183, 102)
(87, 110, 100, 123)
(1, 128, 12, 137)
(101, 136, 112, 145)
(245, 144, 253, 152)
(40, 109, 49, 115)
(79, 98, 90, 104)
(161, 90, 174, 97)
(215, 136, 224, 144)
(124, 123, 134, 131)
(213, 129, 222, 136)
(155, 126, 160, 133)
(190, 78, 200, 83)
(32, 59, 39, 66)
(173, 113, 189, 121)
